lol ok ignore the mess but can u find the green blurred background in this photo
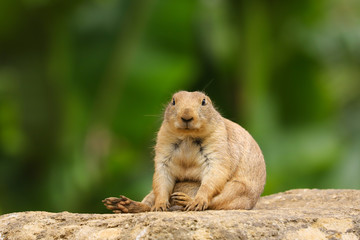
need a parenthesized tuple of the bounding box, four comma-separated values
(1, 0, 359, 214)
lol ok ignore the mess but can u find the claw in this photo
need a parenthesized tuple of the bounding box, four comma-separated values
(171, 192, 193, 208)
(105, 197, 121, 203)
(183, 196, 208, 211)
(151, 201, 169, 212)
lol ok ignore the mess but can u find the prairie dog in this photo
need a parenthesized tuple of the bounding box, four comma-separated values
(103, 91, 266, 212)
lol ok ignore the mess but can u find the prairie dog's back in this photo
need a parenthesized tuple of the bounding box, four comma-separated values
(223, 118, 266, 198)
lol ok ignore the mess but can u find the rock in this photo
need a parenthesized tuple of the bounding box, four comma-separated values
(0, 189, 359, 240)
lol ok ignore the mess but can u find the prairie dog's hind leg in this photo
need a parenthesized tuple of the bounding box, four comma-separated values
(103, 194, 152, 213)
(141, 190, 155, 207)
(209, 180, 257, 210)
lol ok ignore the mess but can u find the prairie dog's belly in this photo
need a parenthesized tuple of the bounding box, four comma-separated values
(168, 137, 205, 181)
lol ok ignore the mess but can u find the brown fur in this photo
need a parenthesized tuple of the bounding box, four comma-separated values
(103, 91, 266, 212)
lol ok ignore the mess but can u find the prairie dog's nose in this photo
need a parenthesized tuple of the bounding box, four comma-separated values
(181, 116, 193, 123)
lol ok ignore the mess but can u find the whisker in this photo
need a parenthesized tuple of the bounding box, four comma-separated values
(202, 79, 215, 92)
(144, 114, 162, 117)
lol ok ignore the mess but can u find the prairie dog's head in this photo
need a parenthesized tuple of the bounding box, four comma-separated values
(164, 91, 220, 136)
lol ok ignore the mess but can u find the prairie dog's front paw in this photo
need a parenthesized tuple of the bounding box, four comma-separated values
(151, 200, 170, 211)
(185, 195, 209, 211)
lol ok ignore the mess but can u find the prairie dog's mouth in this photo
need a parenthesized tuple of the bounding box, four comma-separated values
(174, 121, 199, 131)
(183, 122, 192, 129)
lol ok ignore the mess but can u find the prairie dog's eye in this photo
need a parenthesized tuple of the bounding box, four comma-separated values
(201, 98, 206, 106)
(172, 98, 175, 105)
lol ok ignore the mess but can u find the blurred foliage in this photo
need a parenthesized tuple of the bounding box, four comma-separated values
(0, 0, 359, 214)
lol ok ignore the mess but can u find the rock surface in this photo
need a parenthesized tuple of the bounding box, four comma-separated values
(0, 189, 359, 240)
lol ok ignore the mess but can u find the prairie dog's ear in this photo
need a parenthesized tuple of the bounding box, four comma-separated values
(205, 95, 213, 104)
